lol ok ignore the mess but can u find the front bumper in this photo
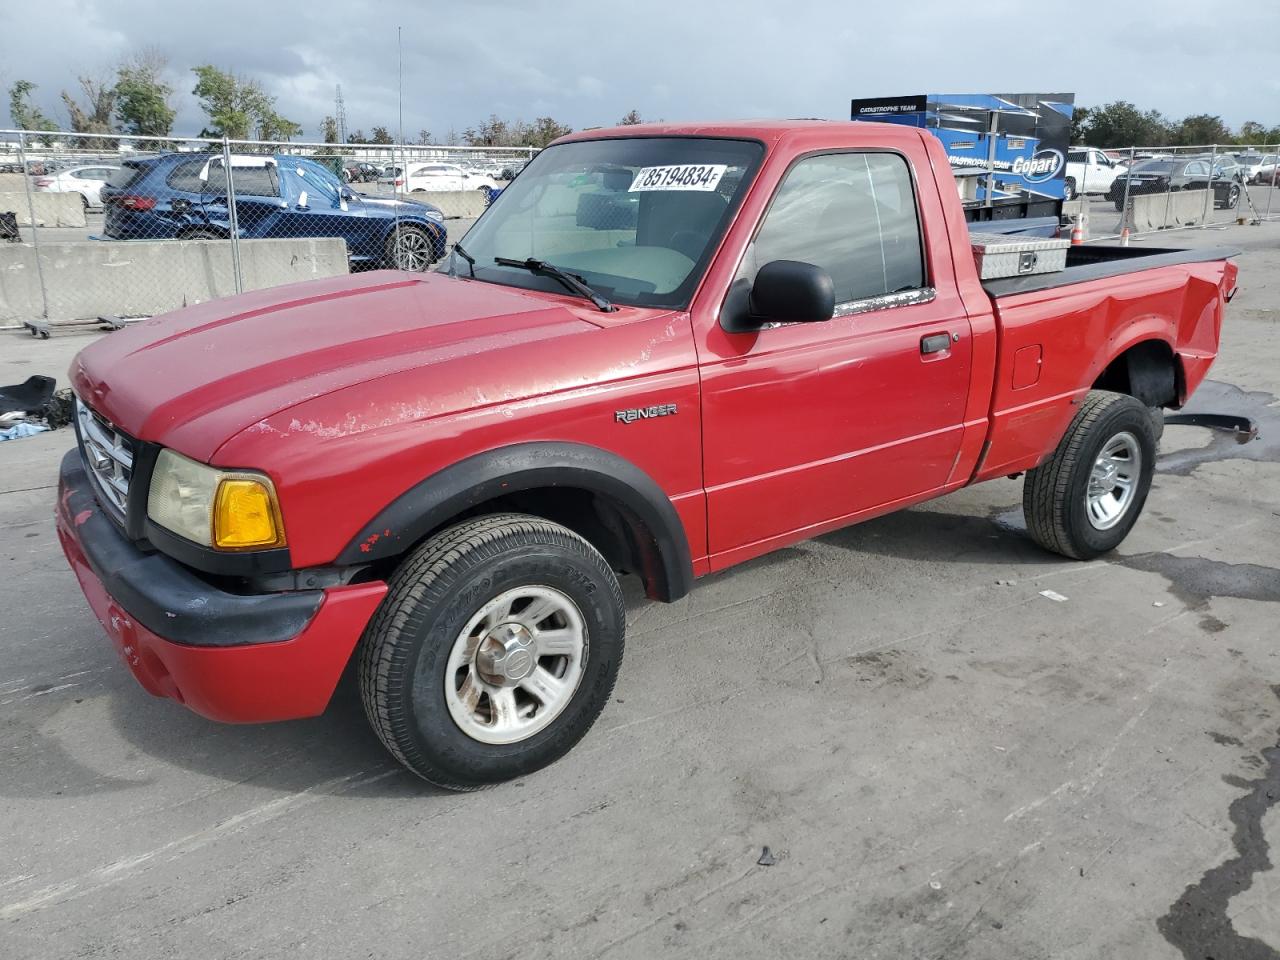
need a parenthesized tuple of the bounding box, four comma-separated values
(56, 450, 387, 722)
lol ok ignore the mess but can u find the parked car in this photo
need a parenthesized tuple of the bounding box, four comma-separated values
(343, 161, 381, 183)
(1251, 157, 1280, 185)
(1212, 156, 1246, 184)
(58, 120, 1238, 790)
(1107, 157, 1242, 210)
(399, 163, 500, 193)
(32, 163, 120, 209)
(1237, 154, 1277, 183)
(99, 153, 447, 269)
(1064, 147, 1127, 200)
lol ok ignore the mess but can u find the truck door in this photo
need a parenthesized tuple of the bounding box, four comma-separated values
(699, 151, 973, 560)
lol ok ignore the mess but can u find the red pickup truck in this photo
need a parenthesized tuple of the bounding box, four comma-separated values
(57, 120, 1236, 789)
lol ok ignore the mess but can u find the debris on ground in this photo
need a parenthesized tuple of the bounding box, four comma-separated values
(0, 377, 69, 440)
(1039, 589, 1069, 603)
(0, 422, 49, 441)
(756, 846, 778, 866)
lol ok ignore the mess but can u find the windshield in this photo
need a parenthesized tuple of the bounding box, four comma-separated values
(449, 136, 764, 309)
(1134, 160, 1176, 173)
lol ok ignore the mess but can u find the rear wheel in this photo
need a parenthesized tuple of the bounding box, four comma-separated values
(385, 224, 436, 270)
(1226, 184, 1240, 209)
(1022, 391, 1156, 560)
(357, 514, 626, 790)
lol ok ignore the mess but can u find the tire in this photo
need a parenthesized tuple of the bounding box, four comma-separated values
(1022, 391, 1157, 560)
(1148, 406, 1165, 444)
(183, 228, 222, 241)
(1063, 178, 1076, 201)
(1227, 184, 1240, 209)
(1114, 198, 1125, 211)
(357, 514, 626, 790)
(79, 194, 90, 210)
(385, 224, 436, 270)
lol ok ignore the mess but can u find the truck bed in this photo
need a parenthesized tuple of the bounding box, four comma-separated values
(981, 245, 1239, 297)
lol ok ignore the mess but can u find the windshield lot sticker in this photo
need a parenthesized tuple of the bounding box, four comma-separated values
(629, 164, 727, 192)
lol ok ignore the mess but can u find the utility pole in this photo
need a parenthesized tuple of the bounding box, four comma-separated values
(335, 84, 348, 143)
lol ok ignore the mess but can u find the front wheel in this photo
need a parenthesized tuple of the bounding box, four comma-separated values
(357, 514, 626, 790)
(385, 224, 437, 270)
(1022, 391, 1157, 560)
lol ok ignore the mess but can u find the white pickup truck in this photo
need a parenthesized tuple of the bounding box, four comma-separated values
(1065, 147, 1128, 200)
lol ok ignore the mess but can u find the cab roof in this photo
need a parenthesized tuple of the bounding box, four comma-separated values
(555, 118, 928, 150)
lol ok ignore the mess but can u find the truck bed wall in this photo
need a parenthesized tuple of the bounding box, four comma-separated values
(973, 259, 1233, 482)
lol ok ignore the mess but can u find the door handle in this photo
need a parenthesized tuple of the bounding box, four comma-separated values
(921, 333, 952, 355)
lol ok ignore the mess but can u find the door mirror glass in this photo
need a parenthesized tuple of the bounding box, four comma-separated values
(745, 260, 835, 327)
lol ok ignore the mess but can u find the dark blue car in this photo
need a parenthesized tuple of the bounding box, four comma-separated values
(101, 153, 447, 270)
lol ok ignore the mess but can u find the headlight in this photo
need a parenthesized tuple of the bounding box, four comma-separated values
(422, 207, 444, 222)
(147, 449, 286, 551)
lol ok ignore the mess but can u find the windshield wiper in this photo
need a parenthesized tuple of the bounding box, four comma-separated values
(493, 257, 615, 312)
(450, 242, 476, 278)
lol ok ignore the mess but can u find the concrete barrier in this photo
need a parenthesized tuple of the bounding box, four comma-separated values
(405, 189, 490, 219)
(1120, 190, 1214, 233)
(0, 237, 349, 324)
(0, 191, 87, 227)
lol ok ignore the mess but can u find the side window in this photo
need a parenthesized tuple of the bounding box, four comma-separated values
(166, 157, 211, 193)
(1185, 161, 1208, 177)
(1067, 150, 1087, 164)
(739, 152, 925, 304)
(207, 162, 281, 198)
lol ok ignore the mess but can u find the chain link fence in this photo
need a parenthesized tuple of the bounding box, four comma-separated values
(3, 128, 1279, 330)
(0, 128, 536, 330)
(1066, 142, 1280, 242)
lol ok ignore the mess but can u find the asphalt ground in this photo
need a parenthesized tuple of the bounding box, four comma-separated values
(0, 222, 1277, 959)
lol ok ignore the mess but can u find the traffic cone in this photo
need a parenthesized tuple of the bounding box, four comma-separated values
(1070, 215, 1084, 245)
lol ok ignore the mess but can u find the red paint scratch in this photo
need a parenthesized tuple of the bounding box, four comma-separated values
(74, 509, 92, 526)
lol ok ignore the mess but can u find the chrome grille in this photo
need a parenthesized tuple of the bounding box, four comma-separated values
(76, 398, 135, 520)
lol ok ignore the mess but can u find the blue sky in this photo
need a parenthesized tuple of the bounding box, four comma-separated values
(2, 0, 1275, 141)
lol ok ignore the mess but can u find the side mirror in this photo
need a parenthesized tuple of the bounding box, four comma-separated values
(748, 260, 835, 326)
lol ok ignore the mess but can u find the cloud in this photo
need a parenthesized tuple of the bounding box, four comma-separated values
(2, 0, 1279, 141)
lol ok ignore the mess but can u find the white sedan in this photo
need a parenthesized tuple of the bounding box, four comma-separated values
(402, 163, 500, 193)
(32, 164, 120, 209)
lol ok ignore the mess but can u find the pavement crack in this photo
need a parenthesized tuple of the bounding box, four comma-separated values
(1156, 686, 1280, 960)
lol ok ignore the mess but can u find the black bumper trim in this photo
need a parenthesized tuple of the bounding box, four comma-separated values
(60, 450, 324, 647)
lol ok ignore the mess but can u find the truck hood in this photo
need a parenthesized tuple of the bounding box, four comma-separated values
(71, 271, 608, 461)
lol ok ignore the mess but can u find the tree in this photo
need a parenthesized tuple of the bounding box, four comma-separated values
(1070, 106, 1091, 144)
(320, 115, 339, 143)
(417, 128, 432, 146)
(348, 129, 367, 144)
(9, 80, 54, 133)
(1078, 101, 1171, 148)
(369, 125, 394, 145)
(1173, 113, 1230, 147)
(61, 75, 116, 136)
(525, 116, 572, 148)
(191, 65, 299, 141)
(115, 51, 176, 139)
(462, 114, 570, 148)
(618, 109, 642, 126)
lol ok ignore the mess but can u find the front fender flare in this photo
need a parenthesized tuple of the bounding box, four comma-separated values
(336, 441, 694, 601)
